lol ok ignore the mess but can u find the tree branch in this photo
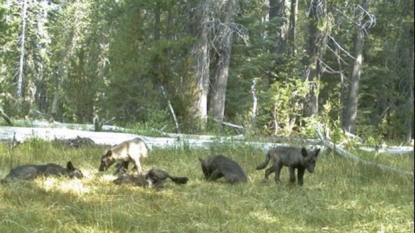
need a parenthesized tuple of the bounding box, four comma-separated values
(316, 125, 413, 177)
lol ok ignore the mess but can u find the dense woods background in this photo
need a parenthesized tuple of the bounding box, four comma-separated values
(0, 0, 413, 143)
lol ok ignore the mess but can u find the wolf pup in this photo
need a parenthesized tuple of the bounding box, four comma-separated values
(1, 161, 84, 184)
(256, 146, 320, 186)
(113, 168, 189, 191)
(199, 154, 247, 184)
(99, 137, 149, 175)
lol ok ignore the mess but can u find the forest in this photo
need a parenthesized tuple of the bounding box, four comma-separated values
(0, 0, 413, 143)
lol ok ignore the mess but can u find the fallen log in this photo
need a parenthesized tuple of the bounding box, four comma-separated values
(316, 127, 413, 177)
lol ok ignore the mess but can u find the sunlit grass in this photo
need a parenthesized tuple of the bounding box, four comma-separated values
(0, 139, 413, 233)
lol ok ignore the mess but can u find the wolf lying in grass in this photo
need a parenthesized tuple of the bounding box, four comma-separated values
(256, 146, 320, 186)
(1, 161, 84, 184)
(113, 168, 189, 191)
(199, 154, 247, 184)
(99, 137, 149, 175)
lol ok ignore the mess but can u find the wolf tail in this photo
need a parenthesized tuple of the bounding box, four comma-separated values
(169, 175, 189, 184)
(256, 150, 271, 170)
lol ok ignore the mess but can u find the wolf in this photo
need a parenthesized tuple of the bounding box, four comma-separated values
(113, 168, 189, 191)
(256, 146, 320, 186)
(199, 154, 247, 184)
(1, 161, 84, 184)
(98, 137, 149, 175)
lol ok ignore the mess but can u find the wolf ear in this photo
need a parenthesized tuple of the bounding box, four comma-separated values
(199, 158, 208, 167)
(315, 148, 321, 157)
(301, 148, 308, 157)
(67, 161, 75, 170)
(105, 150, 112, 156)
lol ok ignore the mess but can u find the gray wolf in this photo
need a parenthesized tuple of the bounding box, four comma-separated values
(99, 137, 148, 175)
(199, 154, 247, 184)
(256, 146, 320, 186)
(1, 161, 83, 183)
(112, 168, 189, 191)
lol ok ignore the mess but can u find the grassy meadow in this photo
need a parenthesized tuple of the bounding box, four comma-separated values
(0, 138, 413, 233)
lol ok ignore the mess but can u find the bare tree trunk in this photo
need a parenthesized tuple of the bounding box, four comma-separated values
(250, 79, 258, 131)
(209, 0, 235, 127)
(343, 0, 368, 134)
(343, 31, 363, 134)
(302, 0, 325, 118)
(335, 45, 347, 128)
(192, 36, 210, 130)
(160, 85, 180, 134)
(267, 0, 287, 85)
(51, 69, 61, 121)
(210, 47, 231, 125)
(407, 38, 414, 142)
(17, 0, 28, 100)
(288, 0, 298, 55)
(270, 0, 287, 56)
(403, 9, 414, 142)
(191, 1, 211, 130)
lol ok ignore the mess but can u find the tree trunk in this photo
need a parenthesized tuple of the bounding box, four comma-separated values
(250, 79, 258, 131)
(267, 0, 287, 85)
(210, 48, 231, 126)
(51, 68, 62, 121)
(16, 0, 28, 101)
(343, 0, 368, 134)
(209, 0, 235, 127)
(407, 35, 414, 141)
(403, 6, 414, 142)
(191, 1, 211, 130)
(270, 0, 287, 56)
(288, 0, 298, 55)
(302, 0, 325, 118)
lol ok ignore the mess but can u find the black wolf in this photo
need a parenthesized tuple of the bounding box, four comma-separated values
(99, 137, 148, 175)
(256, 146, 320, 186)
(113, 168, 189, 191)
(199, 154, 247, 184)
(1, 161, 83, 184)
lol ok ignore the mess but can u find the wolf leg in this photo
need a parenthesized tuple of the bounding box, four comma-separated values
(274, 162, 284, 183)
(208, 169, 224, 181)
(264, 166, 275, 179)
(114, 161, 129, 175)
(297, 167, 305, 186)
(288, 166, 296, 183)
(132, 161, 142, 174)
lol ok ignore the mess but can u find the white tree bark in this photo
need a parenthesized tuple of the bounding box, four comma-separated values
(250, 79, 258, 130)
(16, 0, 28, 99)
(1, 121, 412, 156)
(160, 85, 180, 134)
(316, 126, 413, 177)
(191, 0, 211, 130)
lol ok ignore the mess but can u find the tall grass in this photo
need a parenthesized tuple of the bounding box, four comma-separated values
(0, 139, 413, 233)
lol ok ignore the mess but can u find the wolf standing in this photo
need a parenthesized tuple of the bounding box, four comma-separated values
(256, 146, 320, 186)
(199, 154, 247, 184)
(99, 137, 149, 174)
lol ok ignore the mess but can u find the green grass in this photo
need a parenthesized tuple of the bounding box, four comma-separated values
(0, 139, 413, 233)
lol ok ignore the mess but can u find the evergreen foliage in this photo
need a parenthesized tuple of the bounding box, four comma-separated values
(0, 0, 413, 142)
